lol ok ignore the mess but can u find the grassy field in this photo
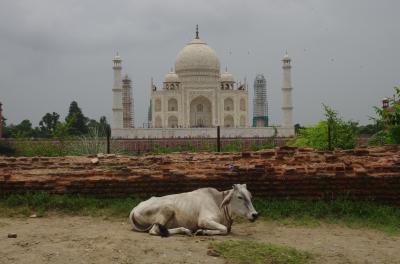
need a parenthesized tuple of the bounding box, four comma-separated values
(210, 240, 313, 264)
(0, 192, 399, 235)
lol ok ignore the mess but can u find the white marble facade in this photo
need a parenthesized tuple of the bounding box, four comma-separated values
(151, 33, 248, 129)
(112, 27, 295, 138)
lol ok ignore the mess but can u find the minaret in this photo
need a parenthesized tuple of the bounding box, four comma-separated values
(281, 51, 293, 128)
(112, 53, 123, 129)
(253, 74, 268, 127)
(122, 74, 134, 128)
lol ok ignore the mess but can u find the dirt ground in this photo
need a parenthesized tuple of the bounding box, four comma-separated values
(0, 216, 399, 264)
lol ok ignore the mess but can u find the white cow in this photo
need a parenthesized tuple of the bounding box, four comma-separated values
(129, 184, 258, 237)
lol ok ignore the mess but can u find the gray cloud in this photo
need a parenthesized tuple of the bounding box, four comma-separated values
(0, 0, 399, 127)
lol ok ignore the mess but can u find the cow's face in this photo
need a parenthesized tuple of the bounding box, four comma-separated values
(230, 184, 258, 222)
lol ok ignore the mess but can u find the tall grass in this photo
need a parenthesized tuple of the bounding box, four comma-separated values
(0, 192, 140, 218)
(13, 140, 65, 156)
(66, 127, 107, 155)
(254, 198, 400, 235)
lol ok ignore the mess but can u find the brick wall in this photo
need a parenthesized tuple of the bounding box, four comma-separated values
(0, 145, 399, 206)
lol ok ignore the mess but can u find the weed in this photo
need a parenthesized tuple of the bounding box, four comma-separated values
(211, 240, 313, 264)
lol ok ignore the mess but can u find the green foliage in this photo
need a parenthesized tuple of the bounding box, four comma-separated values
(53, 122, 69, 139)
(370, 86, 400, 145)
(39, 112, 60, 138)
(1, 193, 399, 235)
(368, 130, 394, 146)
(87, 116, 110, 137)
(357, 124, 382, 135)
(291, 105, 357, 150)
(389, 125, 400, 144)
(66, 127, 108, 155)
(0, 192, 140, 218)
(250, 140, 274, 151)
(11, 119, 35, 138)
(0, 140, 16, 156)
(211, 240, 313, 264)
(13, 140, 65, 157)
(294, 123, 304, 134)
(253, 198, 400, 235)
(65, 101, 89, 136)
(290, 121, 328, 150)
(2, 102, 110, 143)
(222, 140, 244, 152)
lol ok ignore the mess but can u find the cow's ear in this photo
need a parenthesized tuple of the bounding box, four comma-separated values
(220, 190, 234, 208)
(232, 184, 238, 190)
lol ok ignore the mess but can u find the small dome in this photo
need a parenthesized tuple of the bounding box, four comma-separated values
(164, 70, 179, 83)
(221, 71, 234, 82)
(175, 38, 220, 74)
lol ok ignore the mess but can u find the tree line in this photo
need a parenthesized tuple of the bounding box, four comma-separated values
(292, 86, 400, 150)
(1, 101, 110, 138)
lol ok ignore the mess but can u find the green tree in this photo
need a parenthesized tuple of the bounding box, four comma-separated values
(294, 123, 304, 134)
(370, 86, 400, 144)
(12, 119, 35, 138)
(39, 112, 60, 137)
(1, 116, 12, 138)
(65, 101, 88, 136)
(291, 105, 357, 150)
(87, 116, 110, 137)
(53, 122, 69, 139)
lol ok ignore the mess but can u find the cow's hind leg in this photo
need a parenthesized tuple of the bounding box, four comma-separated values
(148, 206, 191, 237)
(196, 219, 228, 236)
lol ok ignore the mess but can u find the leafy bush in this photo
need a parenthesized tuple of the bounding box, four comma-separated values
(370, 86, 400, 145)
(13, 140, 64, 156)
(250, 140, 274, 151)
(368, 130, 394, 146)
(291, 105, 357, 150)
(0, 140, 16, 156)
(222, 140, 244, 152)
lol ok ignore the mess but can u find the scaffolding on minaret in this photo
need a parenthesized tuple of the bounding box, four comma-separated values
(122, 74, 134, 128)
(253, 74, 269, 127)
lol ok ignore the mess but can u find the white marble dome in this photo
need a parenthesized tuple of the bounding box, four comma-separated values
(175, 38, 220, 74)
(221, 71, 234, 82)
(164, 70, 179, 83)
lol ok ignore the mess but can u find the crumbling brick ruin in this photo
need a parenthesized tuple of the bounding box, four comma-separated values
(0, 146, 399, 206)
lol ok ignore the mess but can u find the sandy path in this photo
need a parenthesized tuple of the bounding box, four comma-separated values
(0, 216, 399, 264)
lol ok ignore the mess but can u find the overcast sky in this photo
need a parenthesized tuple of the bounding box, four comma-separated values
(0, 0, 399, 127)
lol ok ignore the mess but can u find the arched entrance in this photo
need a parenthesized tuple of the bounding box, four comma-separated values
(190, 96, 212, 127)
(224, 115, 234, 127)
(168, 115, 178, 128)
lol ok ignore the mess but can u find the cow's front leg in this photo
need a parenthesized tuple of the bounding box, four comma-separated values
(196, 220, 228, 235)
(168, 227, 192, 236)
(149, 225, 192, 236)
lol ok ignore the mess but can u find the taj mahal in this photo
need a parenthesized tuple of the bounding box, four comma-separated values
(111, 26, 294, 138)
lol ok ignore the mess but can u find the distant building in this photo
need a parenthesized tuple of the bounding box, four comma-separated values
(253, 74, 268, 127)
(111, 26, 295, 138)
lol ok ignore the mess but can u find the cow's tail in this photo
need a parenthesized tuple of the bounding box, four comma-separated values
(129, 209, 153, 232)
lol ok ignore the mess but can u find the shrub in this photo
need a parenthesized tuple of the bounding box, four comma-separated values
(290, 105, 357, 150)
(13, 140, 64, 156)
(0, 140, 16, 156)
